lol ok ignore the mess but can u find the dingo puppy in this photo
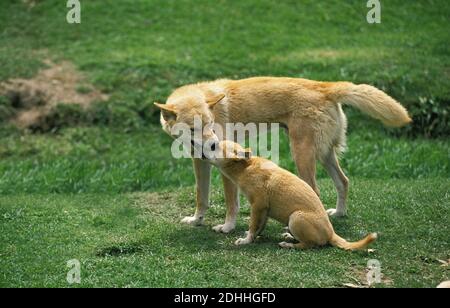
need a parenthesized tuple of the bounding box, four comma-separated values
(208, 140, 377, 250)
(155, 77, 411, 232)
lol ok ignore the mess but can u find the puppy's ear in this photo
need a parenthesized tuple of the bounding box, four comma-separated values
(207, 93, 225, 109)
(154, 102, 177, 121)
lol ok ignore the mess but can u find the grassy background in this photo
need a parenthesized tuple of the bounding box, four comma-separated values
(1, 0, 449, 135)
(1, 180, 448, 288)
(0, 0, 449, 288)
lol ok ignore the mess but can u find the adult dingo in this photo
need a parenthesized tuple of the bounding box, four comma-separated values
(155, 77, 411, 233)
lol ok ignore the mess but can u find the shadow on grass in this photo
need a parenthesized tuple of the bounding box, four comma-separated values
(95, 215, 358, 258)
(96, 242, 146, 257)
(328, 216, 352, 232)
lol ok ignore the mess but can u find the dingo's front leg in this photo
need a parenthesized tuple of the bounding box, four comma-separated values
(181, 159, 211, 226)
(235, 200, 268, 246)
(213, 174, 239, 233)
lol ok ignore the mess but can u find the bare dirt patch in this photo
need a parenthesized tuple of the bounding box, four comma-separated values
(22, 0, 37, 9)
(0, 60, 108, 129)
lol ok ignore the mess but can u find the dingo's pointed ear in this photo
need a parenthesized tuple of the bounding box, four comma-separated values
(207, 93, 225, 109)
(154, 102, 176, 113)
(154, 102, 177, 120)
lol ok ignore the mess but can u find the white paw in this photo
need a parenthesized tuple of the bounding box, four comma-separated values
(235, 237, 252, 246)
(181, 216, 203, 226)
(326, 208, 347, 218)
(212, 223, 235, 234)
(281, 232, 295, 241)
(279, 241, 294, 249)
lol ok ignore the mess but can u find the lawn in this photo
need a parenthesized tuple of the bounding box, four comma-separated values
(0, 179, 448, 288)
(0, 0, 449, 288)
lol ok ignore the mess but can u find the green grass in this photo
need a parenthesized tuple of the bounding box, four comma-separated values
(0, 0, 449, 288)
(0, 126, 448, 194)
(0, 126, 448, 288)
(0, 179, 448, 288)
(1, 0, 449, 133)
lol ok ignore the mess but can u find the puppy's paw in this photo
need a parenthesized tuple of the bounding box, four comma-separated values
(281, 232, 295, 241)
(212, 223, 235, 234)
(326, 208, 347, 218)
(235, 237, 252, 246)
(181, 216, 203, 226)
(279, 241, 294, 249)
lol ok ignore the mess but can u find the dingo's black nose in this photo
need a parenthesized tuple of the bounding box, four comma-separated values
(210, 142, 218, 152)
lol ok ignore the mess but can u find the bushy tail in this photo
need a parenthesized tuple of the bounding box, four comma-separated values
(329, 232, 378, 251)
(329, 82, 412, 127)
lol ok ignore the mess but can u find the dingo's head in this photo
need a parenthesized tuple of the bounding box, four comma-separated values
(154, 92, 225, 158)
(207, 140, 252, 168)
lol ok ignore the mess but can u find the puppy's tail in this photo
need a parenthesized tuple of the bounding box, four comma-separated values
(329, 232, 377, 251)
(328, 82, 412, 127)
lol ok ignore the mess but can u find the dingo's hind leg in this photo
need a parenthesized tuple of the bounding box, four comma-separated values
(321, 150, 349, 217)
(279, 241, 313, 250)
(281, 211, 329, 249)
(288, 123, 320, 196)
(281, 232, 296, 242)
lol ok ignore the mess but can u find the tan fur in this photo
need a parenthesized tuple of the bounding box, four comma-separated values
(209, 141, 377, 251)
(155, 77, 411, 229)
(327, 82, 412, 127)
(437, 281, 450, 288)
